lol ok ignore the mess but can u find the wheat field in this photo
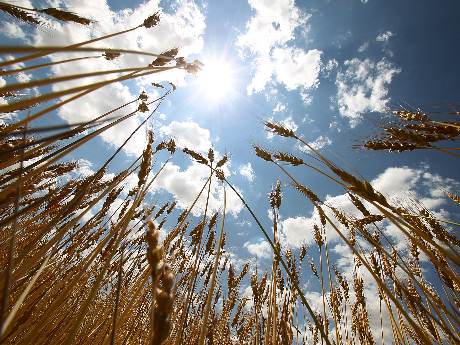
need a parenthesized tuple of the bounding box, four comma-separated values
(0, 2, 459, 345)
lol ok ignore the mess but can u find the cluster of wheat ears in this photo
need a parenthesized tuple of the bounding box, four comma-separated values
(0, 2, 459, 345)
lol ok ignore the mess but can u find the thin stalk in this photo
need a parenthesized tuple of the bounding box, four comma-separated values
(0, 66, 175, 114)
(379, 292, 385, 345)
(0, 64, 168, 95)
(323, 230, 340, 345)
(163, 175, 212, 250)
(274, 162, 437, 345)
(0, 254, 51, 338)
(0, 88, 168, 208)
(218, 173, 333, 345)
(0, 24, 143, 69)
(0, 116, 27, 333)
(197, 185, 226, 345)
(1, 85, 100, 136)
(271, 208, 279, 345)
(110, 246, 124, 345)
(0, 55, 100, 76)
(61, 181, 144, 345)
(318, 245, 327, 345)
(175, 164, 213, 345)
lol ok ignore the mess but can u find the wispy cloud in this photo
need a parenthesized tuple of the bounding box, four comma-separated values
(239, 162, 255, 182)
(376, 30, 394, 43)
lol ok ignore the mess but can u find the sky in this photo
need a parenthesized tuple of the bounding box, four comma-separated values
(1, 0, 459, 340)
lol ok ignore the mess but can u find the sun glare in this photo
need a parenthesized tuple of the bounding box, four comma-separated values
(197, 58, 235, 102)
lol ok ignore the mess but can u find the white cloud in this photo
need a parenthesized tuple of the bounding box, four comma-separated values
(57, 82, 146, 156)
(1, 22, 25, 39)
(281, 165, 458, 249)
(239, 162, 255, 182)
(310, 135, 332, 150)
(333, 30, 352, 49)
(267, 116, 298, 139)
(336, 58, 401, 126)
(376, 30, 394, 43)
(281, 216, 316, 247)
(237, 0, 322, 99)
(75, 158, 95, 177)
(151, 161, 243, 217)
(323, 58, 338, 79)
(371, 166, 419, 194)
(281, 116, 298, 131)
(297, 135, 332, 152)
(14, 72, 31, 83)
(18, 0, 206, 156)
(271, 47, 322, 91)
(273, 102, 286, 113)
(376, 30, 395, 56)
(358, 41, 369, 53)
(372, 166, 459, 214)
(244, 239, 272, 259)
(280, 166, 457, 344)
(236, 0, 305, 56)
(246, 56, 274, 94)
(160, 120, 211, 153)
(329, 120, 341, 132)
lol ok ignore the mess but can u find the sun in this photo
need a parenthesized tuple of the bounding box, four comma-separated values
(196, 57, 236, 103)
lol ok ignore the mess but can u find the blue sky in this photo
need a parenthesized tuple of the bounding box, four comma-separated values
(1, 0, 459, 338)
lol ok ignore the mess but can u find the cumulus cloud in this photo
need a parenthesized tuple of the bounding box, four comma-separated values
(17, 0, 206, 156)
(336, 58, 401, 126)
(245, 56, 274, 94)
(151, 161, 243, 217)
(1, 22, 26, 39)
(281, 165, 458, 249)
(239, 162, 255, 182)
(271, 47, 322, 90)
(244, 239, 272, 259)
(237, 0, 305, 56)
(237, 0, 322, 99)
(281, 216, 316, 247)
(160, 120, 211, 153)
